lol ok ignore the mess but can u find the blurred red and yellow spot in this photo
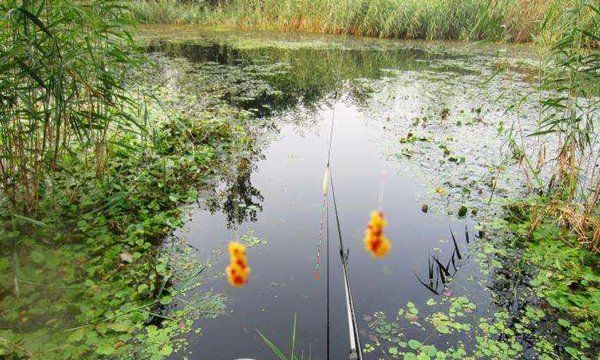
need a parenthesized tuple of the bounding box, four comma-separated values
(364, 211, 391, 258)
(226, 241, 250, 287)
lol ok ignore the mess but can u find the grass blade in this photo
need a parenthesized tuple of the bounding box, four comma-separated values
(256, 330, 288, 360)
(13, 214, 49, 228)
(290, 312, 297, 360)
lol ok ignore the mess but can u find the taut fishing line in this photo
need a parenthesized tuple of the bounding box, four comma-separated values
(378, 112, 392, 212)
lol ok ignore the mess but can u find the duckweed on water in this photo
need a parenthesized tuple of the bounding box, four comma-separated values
(365, 296, 555, 359)
(0, 28, 271, 358)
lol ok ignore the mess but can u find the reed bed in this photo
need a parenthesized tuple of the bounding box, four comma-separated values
(131, 0, 214, 24)
(0, 0, 140, 215)
(133, 0, 565, 42)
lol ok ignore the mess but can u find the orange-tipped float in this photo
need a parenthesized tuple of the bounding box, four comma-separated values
(364, 211, 391, 258)
(226, 241, 250, 287)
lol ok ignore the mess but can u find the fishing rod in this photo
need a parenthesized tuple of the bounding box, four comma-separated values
(322, 94, 363, 360)
(330, 169, 363, 360)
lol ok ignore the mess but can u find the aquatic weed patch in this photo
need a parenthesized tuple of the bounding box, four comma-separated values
(0, 56, 255, 358)
(2, 23, 589, 358)
(361, 197, 599, 359)
(365, 235, 598, 359)
(359, 51, 542, 220)
(503, 200, 600, 357)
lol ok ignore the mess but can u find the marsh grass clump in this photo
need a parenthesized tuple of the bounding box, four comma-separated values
(503, 200, 600, 357)
(507, 0, 600, 252)
(131, 0, 214, 24)
(0, 110, 247, 358)
(224, 0, 495, 40)
(495, 2, 599, 355)
(257, 313, 311, 360)
(0, 0, 140, 215)
(132, 0, 586, 43)
(0, 2, 258, 358)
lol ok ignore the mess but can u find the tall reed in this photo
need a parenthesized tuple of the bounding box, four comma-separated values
(510, 0, 599, 251)
(536, 0, 599, 200)
(131, 0, 214, 24)
(136, 0, 563, 42)
(0, 0, 140, 215)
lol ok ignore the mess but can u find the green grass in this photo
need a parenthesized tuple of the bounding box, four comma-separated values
(0, 0, 140, 215)
(223, 0, 510, 41)
(0, 1, 250, 358)
(257, 313, 312, 360)
(131, 0, 214, 24)
(132, 0, 576, 42)
(0, 90, 249, 359)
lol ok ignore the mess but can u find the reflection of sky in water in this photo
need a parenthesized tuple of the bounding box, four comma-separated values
(148, 33, 545, 359)
(175, 100, 482, 359)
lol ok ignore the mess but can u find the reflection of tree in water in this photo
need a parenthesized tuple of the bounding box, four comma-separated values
(148, 40, 437, 117)
(207, 157, 264, 227)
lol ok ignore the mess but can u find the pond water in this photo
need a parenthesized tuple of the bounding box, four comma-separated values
(140, 26, 543, 359)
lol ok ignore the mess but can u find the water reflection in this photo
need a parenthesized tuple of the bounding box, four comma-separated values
(147, 39, 473, 118)
(206, 157, 264, 227)
(142, 31, 544, 359)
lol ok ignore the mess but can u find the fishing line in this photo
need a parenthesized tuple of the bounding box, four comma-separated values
(378, 113, 392, 212)
(315, 95, 337, 280)
(326, 185, 331, 360)
(314, 93, 337, 360)
(378, 170, 388, 211)
(311, 94, 338, 359)
(325, 96, 336, 360)
(313, 197, 327, 280)
(233, 189, 242, 242)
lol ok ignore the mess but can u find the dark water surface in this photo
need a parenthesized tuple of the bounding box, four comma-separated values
(145, 28, 539, 360)
(179, 103, 478, 359)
